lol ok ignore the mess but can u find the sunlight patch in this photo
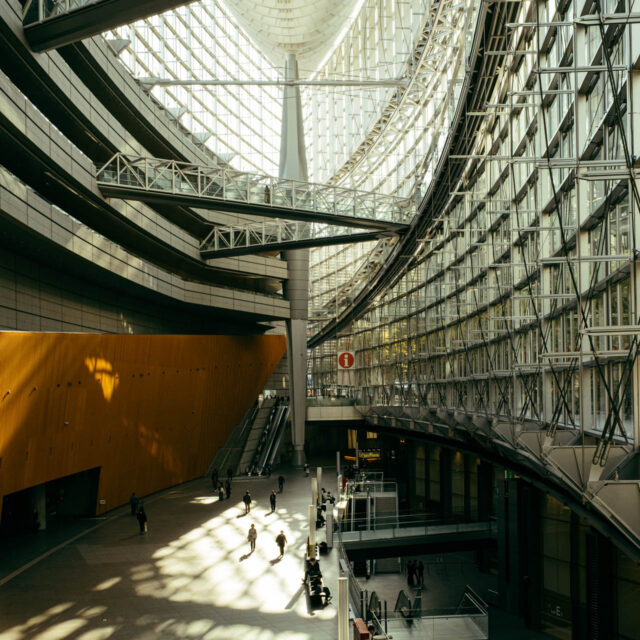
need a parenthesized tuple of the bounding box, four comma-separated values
(92, 577, 122, 591)
(31, 619, 87, 640)
(76, 627, 116, 640)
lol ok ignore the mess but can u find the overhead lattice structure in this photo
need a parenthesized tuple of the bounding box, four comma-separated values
(308, 0, 640, 554)
(199, 220, 390, 258)
(96, 153, 413, 230)
(308, 0, 476, 336)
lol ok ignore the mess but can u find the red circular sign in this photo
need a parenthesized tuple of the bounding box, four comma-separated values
(338, 352, 354, 369)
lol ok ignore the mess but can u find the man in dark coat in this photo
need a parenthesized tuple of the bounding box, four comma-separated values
(129, 492, 139, 516)
(276, 530, 287, 556)
(243, 490, 252, 513)
(269, 490, 277, 513)
(136, 504, 147, 534)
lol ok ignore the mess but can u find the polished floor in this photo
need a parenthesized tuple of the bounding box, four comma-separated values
(0, 467, 555, 640)
(0, 470, 338, 640)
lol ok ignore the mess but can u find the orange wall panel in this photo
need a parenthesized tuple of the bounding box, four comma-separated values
(0, 332, 286, 514)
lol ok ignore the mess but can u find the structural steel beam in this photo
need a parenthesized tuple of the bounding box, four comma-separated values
(23, 0, 197, 52)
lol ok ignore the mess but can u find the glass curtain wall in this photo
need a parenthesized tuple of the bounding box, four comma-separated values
(309, 0, 638, 451)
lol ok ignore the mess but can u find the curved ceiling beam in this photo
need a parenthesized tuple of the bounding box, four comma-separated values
(23, 0, 198, 52)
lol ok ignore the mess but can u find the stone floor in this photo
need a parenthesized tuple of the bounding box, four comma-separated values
(0, 469, 338, 640)
(0, 465, 555, 640)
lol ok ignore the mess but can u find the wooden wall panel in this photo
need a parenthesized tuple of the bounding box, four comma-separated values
(0, 332, 286, 515)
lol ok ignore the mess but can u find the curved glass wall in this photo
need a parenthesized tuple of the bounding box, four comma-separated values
(309, 0, 639, 451)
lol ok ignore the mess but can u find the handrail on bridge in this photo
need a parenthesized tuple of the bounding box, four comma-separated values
(95, 153, 415, 230)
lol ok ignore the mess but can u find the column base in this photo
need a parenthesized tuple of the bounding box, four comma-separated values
(291, 446, 306, 467)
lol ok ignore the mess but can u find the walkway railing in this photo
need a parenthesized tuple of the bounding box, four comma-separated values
(96, 153, 414, 229)
(339, 513, 495, 543)
(336, 527, 365, 618)
(200, 219, 387, 257)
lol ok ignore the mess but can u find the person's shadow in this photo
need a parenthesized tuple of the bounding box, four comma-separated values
(236, 513, 248, 519)
(239, 551, 254, 561)
(270, 556, 282, 565)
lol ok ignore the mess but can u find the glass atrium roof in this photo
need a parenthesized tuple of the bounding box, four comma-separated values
(106, 0, 455, 192)
(107, 0, 475, 328)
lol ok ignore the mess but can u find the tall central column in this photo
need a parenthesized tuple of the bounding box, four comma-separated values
(280, 53, 309, 467)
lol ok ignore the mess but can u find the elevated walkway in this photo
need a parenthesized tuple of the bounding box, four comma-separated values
(200, 220, 392, 258)
(364, 405, 640, 562)
(23, 0, 195, 52)
(340, 518, 495, 554)
(96, 153, 414, 232)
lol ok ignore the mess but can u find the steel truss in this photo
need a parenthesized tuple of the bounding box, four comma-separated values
(309, 0, 476, 328)
(96, 153, 414, 230)
(200, 220, 393, 258)
(309, 0, 640, 527)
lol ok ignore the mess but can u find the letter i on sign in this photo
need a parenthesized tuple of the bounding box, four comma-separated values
(338, 352, 354, 369)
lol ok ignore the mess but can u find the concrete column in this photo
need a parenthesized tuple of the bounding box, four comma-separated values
(279, 53, 309, 468)
(309, 504, 316, 550)
(463, 454, 471, 521)
(439, 448, 452, 521)
(317, 466, 323, 497)
(338, 577, 349, 640)
(311, 477, 318, 507)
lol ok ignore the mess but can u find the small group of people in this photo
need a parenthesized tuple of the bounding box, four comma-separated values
(129, 492, 148, 534)
(245, 523, 288, 557)
(320, 487, 335, 506)
(305, 556, 331, 607)
(315, 487, 335, 529)
(407, 559, 425, 587)
(211, 467, 233, 502)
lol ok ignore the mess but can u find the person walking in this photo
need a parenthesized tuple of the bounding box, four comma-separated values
(407, 559, 415, 587)
(243, 490, 252, 513)
(247, 523, 257, 552)
(275, 530, 287, 557)
(417, 560, 424, 586)
(225, 479, 231, 499)
(304, 463, 310, 477)
(218, 485, 224, 501)
(278, 475, 285, 493)
(227, 467, 233, 482)
(211, 468, 218, 490)
(129, 492, 139, 516)
(269, 490, 277, 513)
(136, 504, 148, 534)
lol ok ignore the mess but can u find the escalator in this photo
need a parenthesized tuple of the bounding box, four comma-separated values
(255, 399, 289, 474)
(237, 398, 275, 475)
(207, 403, 259, 478)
